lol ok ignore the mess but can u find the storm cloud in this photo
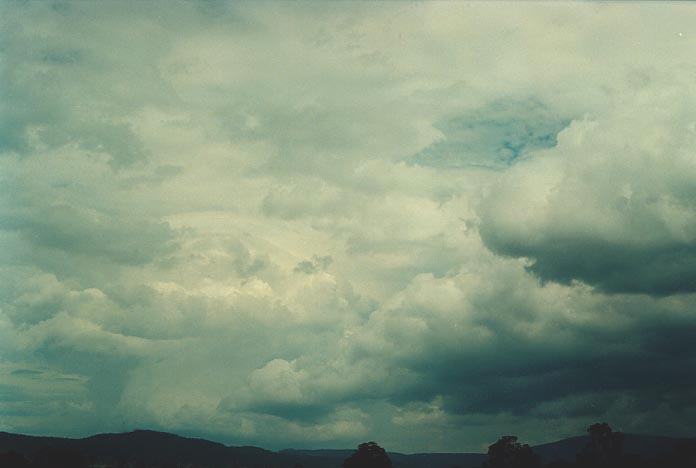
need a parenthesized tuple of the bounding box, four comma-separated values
(2, 0, 696, 454)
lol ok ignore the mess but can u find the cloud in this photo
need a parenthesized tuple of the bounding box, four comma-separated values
(294, 255, 332, 275)
(2, 0, 696, 454)
(479, 83, 696, 294)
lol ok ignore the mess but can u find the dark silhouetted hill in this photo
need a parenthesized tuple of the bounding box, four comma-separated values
(0, 430, 297, 467)
(0, 429, 693, 467)
(533, 433, 691, 464)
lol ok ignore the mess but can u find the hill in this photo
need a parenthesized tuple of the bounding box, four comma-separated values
(0, 429, 692, 467)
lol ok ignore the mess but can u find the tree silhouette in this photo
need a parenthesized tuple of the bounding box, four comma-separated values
(342, 441, 392, 468)
(483, 435, 540, 468)
(577, 423, 623, 467)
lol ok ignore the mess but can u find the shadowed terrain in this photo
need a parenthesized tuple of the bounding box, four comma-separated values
(0, 429, 693, 468)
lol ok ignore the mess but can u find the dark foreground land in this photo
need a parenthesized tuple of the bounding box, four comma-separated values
(0, 427, 694, 468)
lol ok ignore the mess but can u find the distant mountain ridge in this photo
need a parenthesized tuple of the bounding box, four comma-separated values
(0, 429, 692, 467)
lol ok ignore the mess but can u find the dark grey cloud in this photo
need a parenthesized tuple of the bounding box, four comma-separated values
(329, 265, 696, 443)
(0, 48, 147, 167)
(480, 236, 696, 295)
(2, 205, 177, 266)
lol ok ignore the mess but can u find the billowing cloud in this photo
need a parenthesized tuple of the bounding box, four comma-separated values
(2, 0, 696, 454)
(479, 82, 696, 294)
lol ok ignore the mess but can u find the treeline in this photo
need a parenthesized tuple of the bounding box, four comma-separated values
(339, 423, 696, 468)
(479, 423, 696, 468)
(1, 423, 694, 468)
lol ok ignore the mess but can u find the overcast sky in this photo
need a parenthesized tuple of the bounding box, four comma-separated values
(2, 1, 696, 453)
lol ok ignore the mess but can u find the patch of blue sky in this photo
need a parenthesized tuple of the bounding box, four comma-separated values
(408, 98, 571, 169)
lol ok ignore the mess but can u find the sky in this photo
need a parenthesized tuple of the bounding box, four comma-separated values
(1, 0, 696, 454)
